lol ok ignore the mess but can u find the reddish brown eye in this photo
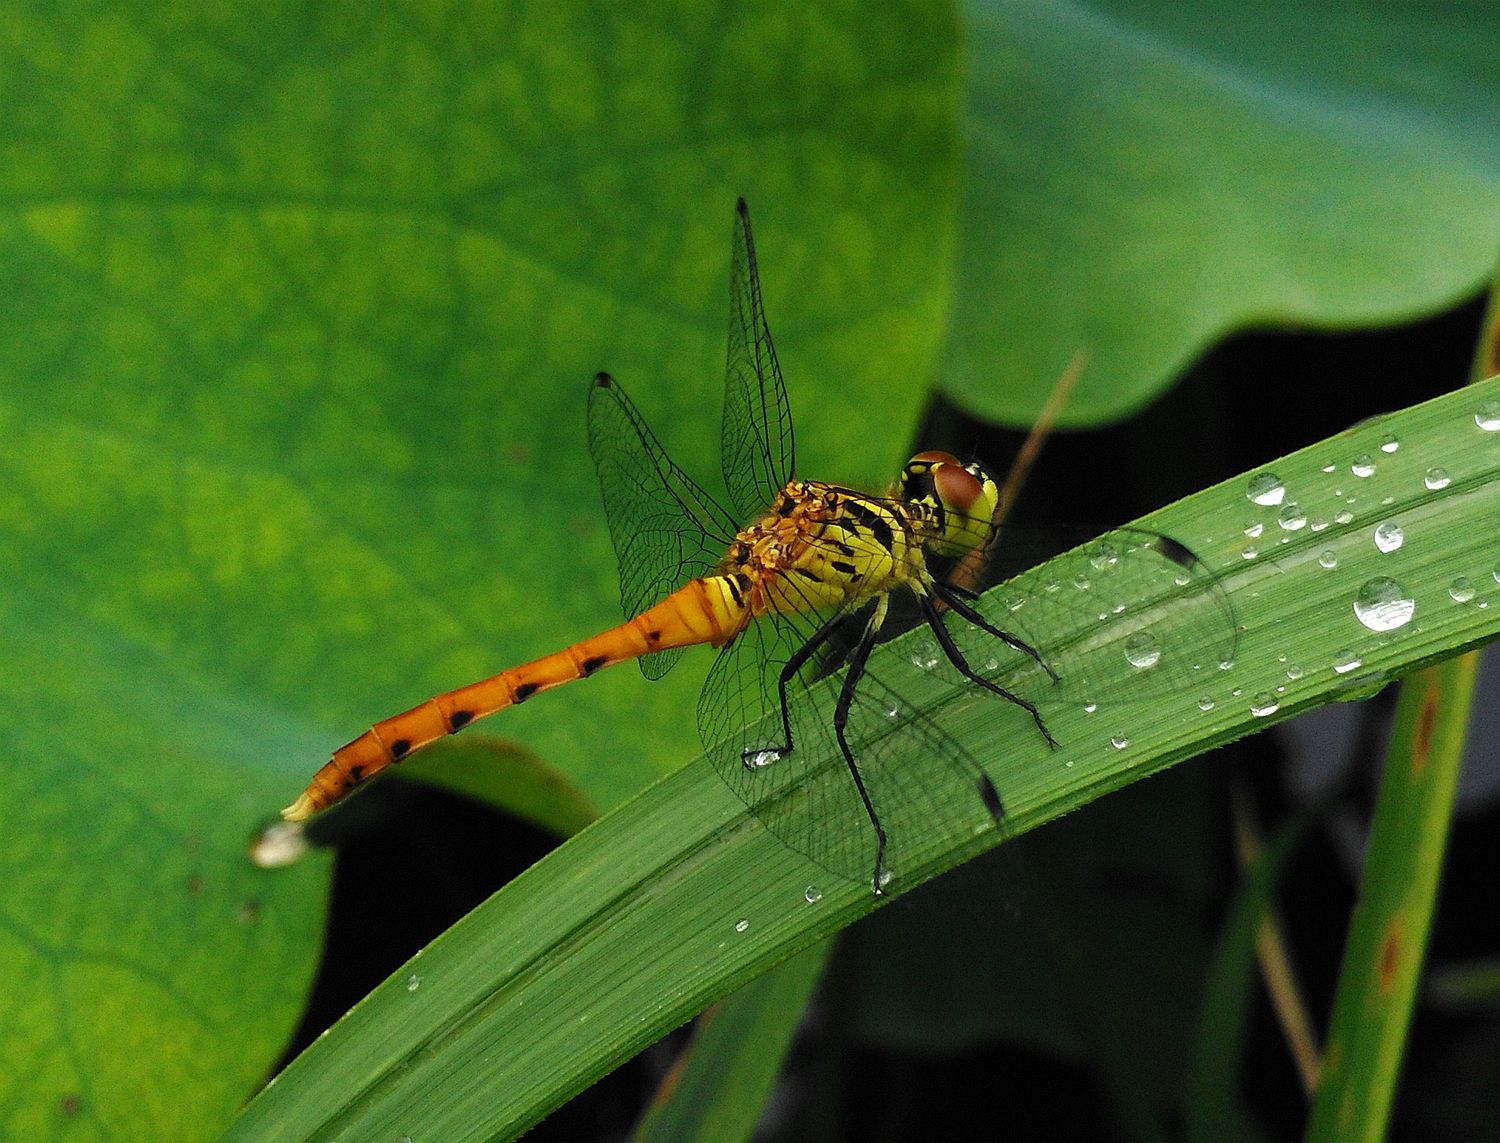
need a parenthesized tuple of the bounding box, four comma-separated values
(909, 450, 961, 468)
(933, 463, 982, 511)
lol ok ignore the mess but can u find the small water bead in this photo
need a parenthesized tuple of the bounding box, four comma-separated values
(877, 871, 893, 892)
(406, 974, 422, 992)
(1197, 696, 1215, 711)
(1334, 509, 1355, 525)
(1277, 503, 1308, 531)
(1124, 632, 1162, 670)
(1243, 520, 1265, 539)
(1450, 577, 1476, 604)
(1083, 700, 1098, 714)
(1241, 544, 1259, 561)
(745, 749, 780, 769)
(1494, 562, 1500, 585)
(910, 640, 940, 671)
(1089, 543, 1120, 571)
(735, 919, 750, 933)
(1379, 433, 1400, 454)
(1476, 400, 1500, 431)
(1351, 454, 1376, 478)
(1250, 694, 1280, 717)
(1321, 461, 1337, 474)
(1372, 521, 1405, 553)
(1309, 516, 1329, 532)
(1354, 577, 1416, 632)
(1110, 733, 1130, 750)
(1424, 467, 1451, 491)
(1318, 550, 1338, 570)
(1218, 657, 1236, 672)
(1072, 573, 1092, 591)
(1333, 650, 1364, 675)
(884, 704, 901, 720)
(804, 886, 823, 904)
(1246, 472, 1286, 506)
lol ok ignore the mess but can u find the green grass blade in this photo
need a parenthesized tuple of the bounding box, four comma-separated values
(1304, 291, 1499, 1143)
(631, 943, 827, 1143)
(225, 376, 1500, 1141)
(1303, 649, 1478, 1143)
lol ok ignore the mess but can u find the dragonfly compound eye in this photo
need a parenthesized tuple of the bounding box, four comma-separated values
(908, 454, 998, 556)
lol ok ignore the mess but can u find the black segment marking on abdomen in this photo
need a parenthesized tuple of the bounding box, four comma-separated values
(581, 655, 607, 676)
(513, 682, 539, 702)
(449, 710, 473, 730)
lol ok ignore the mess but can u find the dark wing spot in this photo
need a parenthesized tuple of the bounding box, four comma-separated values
(978, 775, 1004, 820)
(831, 560, 857, 576)
(513, 682, 539, 702)
(581, 655, 607, 676)
(795, 568, 823, 583)
(1156, 535, 1196, 569)
(390, 739, 411, 760)
(449, 710, 473, 730)
(868, 515, 894, 552)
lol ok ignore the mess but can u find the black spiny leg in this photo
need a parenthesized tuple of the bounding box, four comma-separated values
(747, 606, 851, 767)
(932, 582, 1060, 683)
(920, 596, 1059, 749)
(833, 607, 889, 894)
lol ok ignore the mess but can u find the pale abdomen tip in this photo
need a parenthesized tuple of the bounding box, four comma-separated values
(281, 792, 316, 822)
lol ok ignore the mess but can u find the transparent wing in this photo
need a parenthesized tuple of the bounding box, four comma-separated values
(927, 527, 1239, 708)
(697, 527, 1237, 884)
(720, 198, 795, 520)
(696, 563, 1008, 885)
(587, 373, 742, 679)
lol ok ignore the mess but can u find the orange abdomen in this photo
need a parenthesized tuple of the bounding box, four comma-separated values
(281, 576, 744, 821)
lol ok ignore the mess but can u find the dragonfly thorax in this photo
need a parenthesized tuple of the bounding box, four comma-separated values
(899, 451, 1000, 559)
(723, 480, 924, 620)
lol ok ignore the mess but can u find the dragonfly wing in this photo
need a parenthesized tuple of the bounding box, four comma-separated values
(700, 604, 1002, 884)
(588, 373, 742, 679)
(936, 526, 1239, 708)
(720, 199, 796, 520)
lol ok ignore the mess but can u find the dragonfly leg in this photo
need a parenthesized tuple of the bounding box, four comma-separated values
(834, 604, 890, 894)
(751, 607, 852, 765)
(921, 596, 1059, 750)
(932, 582, 1060, 684)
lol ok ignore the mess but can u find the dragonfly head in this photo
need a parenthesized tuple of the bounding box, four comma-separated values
(900, 451, 1000, 557)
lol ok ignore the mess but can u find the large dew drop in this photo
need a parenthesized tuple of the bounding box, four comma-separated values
(1246, 472, 1285, 506)
(1124, 632, 1162, 670)
(1372, 521, 1404, 554)
(1353, 577, 1415, 632)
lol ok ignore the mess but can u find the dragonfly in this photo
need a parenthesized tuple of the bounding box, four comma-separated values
(283, 199, 1237, 892)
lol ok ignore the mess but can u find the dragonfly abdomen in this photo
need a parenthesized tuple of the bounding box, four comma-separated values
(281, 576, 748, 821)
